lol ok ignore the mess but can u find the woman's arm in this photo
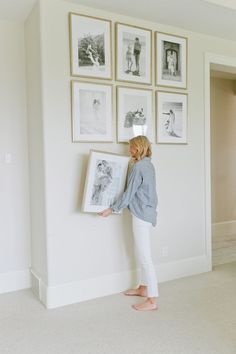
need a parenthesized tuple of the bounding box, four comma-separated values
(111, 165, 142, 212)
(98, 163, 143, 217)
(98, 165, 142, 217)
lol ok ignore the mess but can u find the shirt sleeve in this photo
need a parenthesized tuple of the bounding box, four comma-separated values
(110, 165, 142, 213)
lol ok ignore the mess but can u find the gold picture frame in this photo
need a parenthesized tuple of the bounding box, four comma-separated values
(71, 80, 113, 142)
(155, 31, 188, 89)
(116, 22, 152, 85)
(82, 150, 130, 213)
(69, 12, 112, 80)
(116, 85, 155, 143)
(156, 90, 188, 144)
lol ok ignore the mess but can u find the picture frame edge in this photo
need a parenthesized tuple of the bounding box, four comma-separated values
(69, 12, 113, 80)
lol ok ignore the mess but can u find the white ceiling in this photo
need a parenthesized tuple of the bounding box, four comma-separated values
(211, 63, 236, 79)
(1, 0, 236, 43)
(66, 0, 236, 42)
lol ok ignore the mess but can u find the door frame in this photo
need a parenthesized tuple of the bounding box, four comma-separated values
(204, 52, 236, 269)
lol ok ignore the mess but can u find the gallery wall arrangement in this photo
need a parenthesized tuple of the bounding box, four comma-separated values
(69, 12, 188, 145)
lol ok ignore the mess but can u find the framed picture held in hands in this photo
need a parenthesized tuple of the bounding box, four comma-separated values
(82, 150, 130, 213)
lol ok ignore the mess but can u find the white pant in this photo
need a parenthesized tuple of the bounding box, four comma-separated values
(132, 214, 159, 297)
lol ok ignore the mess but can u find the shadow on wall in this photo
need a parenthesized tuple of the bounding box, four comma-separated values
(76, 153, 88, 213)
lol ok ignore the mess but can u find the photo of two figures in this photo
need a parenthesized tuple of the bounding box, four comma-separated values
(122, 32, 146, 77)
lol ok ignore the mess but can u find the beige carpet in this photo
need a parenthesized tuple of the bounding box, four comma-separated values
(0, 262, 236, 354)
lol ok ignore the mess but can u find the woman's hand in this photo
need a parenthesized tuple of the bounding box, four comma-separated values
(98, 208, 113, 217)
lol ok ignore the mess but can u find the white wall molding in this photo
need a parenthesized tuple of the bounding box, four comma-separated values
(40, 255, 210, 309)
(0, 269, 31, 294)
(157, 255, 210, 283)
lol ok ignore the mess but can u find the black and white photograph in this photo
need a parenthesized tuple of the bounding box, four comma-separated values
(157, 91, 187, 144)
(82, 151, 130, 212)
(156, 32, 187, 89)
(117, 86, 154, 142)
(69, 13, 112, 79)
(116, 23, 152, 85)
(71, 81, 113, 142)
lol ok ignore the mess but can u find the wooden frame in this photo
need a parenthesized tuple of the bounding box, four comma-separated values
(69, 12, 112, 80)
(116, 22, 152, 85)
(156, 91, 188, 144)
(71, 80, 113, 142)
(117, 85, 155, 143)
(155, 31, 187, 89)
(82, 150, 130, 212)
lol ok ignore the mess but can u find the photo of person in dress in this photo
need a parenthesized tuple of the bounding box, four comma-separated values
(163, 109, 180, 137)
(162, 41, 181, 82)
(167, 52, 176, 76)
(162, 102, 183, 138)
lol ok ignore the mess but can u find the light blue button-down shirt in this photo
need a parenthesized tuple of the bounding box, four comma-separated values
(111, 157, 158, 226)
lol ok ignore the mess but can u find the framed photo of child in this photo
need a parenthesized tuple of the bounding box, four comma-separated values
(116, 23, 152, 85)
(69, 13, 112, 79)
(155, 32, 187, 89)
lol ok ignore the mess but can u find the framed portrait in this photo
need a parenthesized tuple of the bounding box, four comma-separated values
(155, 32, 187, 89)
(156, 91, 188, 144)
(82, 150, 130, 213)
(71, 81, 113, 142)
(117, 86, 154, 143)
(69, 13, 112, 79)
(116, 23, 152, 85)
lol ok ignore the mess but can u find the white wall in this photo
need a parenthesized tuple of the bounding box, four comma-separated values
(0, 21, 30, 293)
(211, 77, 236, 223)
(25, 2, 48, 286)
(27, 0, 236, 308)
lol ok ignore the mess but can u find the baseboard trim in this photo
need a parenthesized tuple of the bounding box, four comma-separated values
(212, 220, 236, 237)
(41, 268, 139, 309)
(42, 255, 210, 309)
(0, 269, 31, 294)
(157, 255, 211, 283)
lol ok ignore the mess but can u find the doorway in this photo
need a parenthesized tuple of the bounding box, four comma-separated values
(205, 53, 236, 269)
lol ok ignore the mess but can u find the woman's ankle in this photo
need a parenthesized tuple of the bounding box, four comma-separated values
(147, 297, 157, 304)
(138, 285, 147, 291)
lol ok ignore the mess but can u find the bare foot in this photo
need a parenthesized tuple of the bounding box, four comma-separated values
(132, 299, 158, 311)
(124, 287, 147, 297)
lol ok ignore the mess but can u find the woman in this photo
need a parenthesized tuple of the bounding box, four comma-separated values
(98, 135, 158, 311)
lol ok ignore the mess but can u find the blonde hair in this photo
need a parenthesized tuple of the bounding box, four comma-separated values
(129, 135, 152, 162)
